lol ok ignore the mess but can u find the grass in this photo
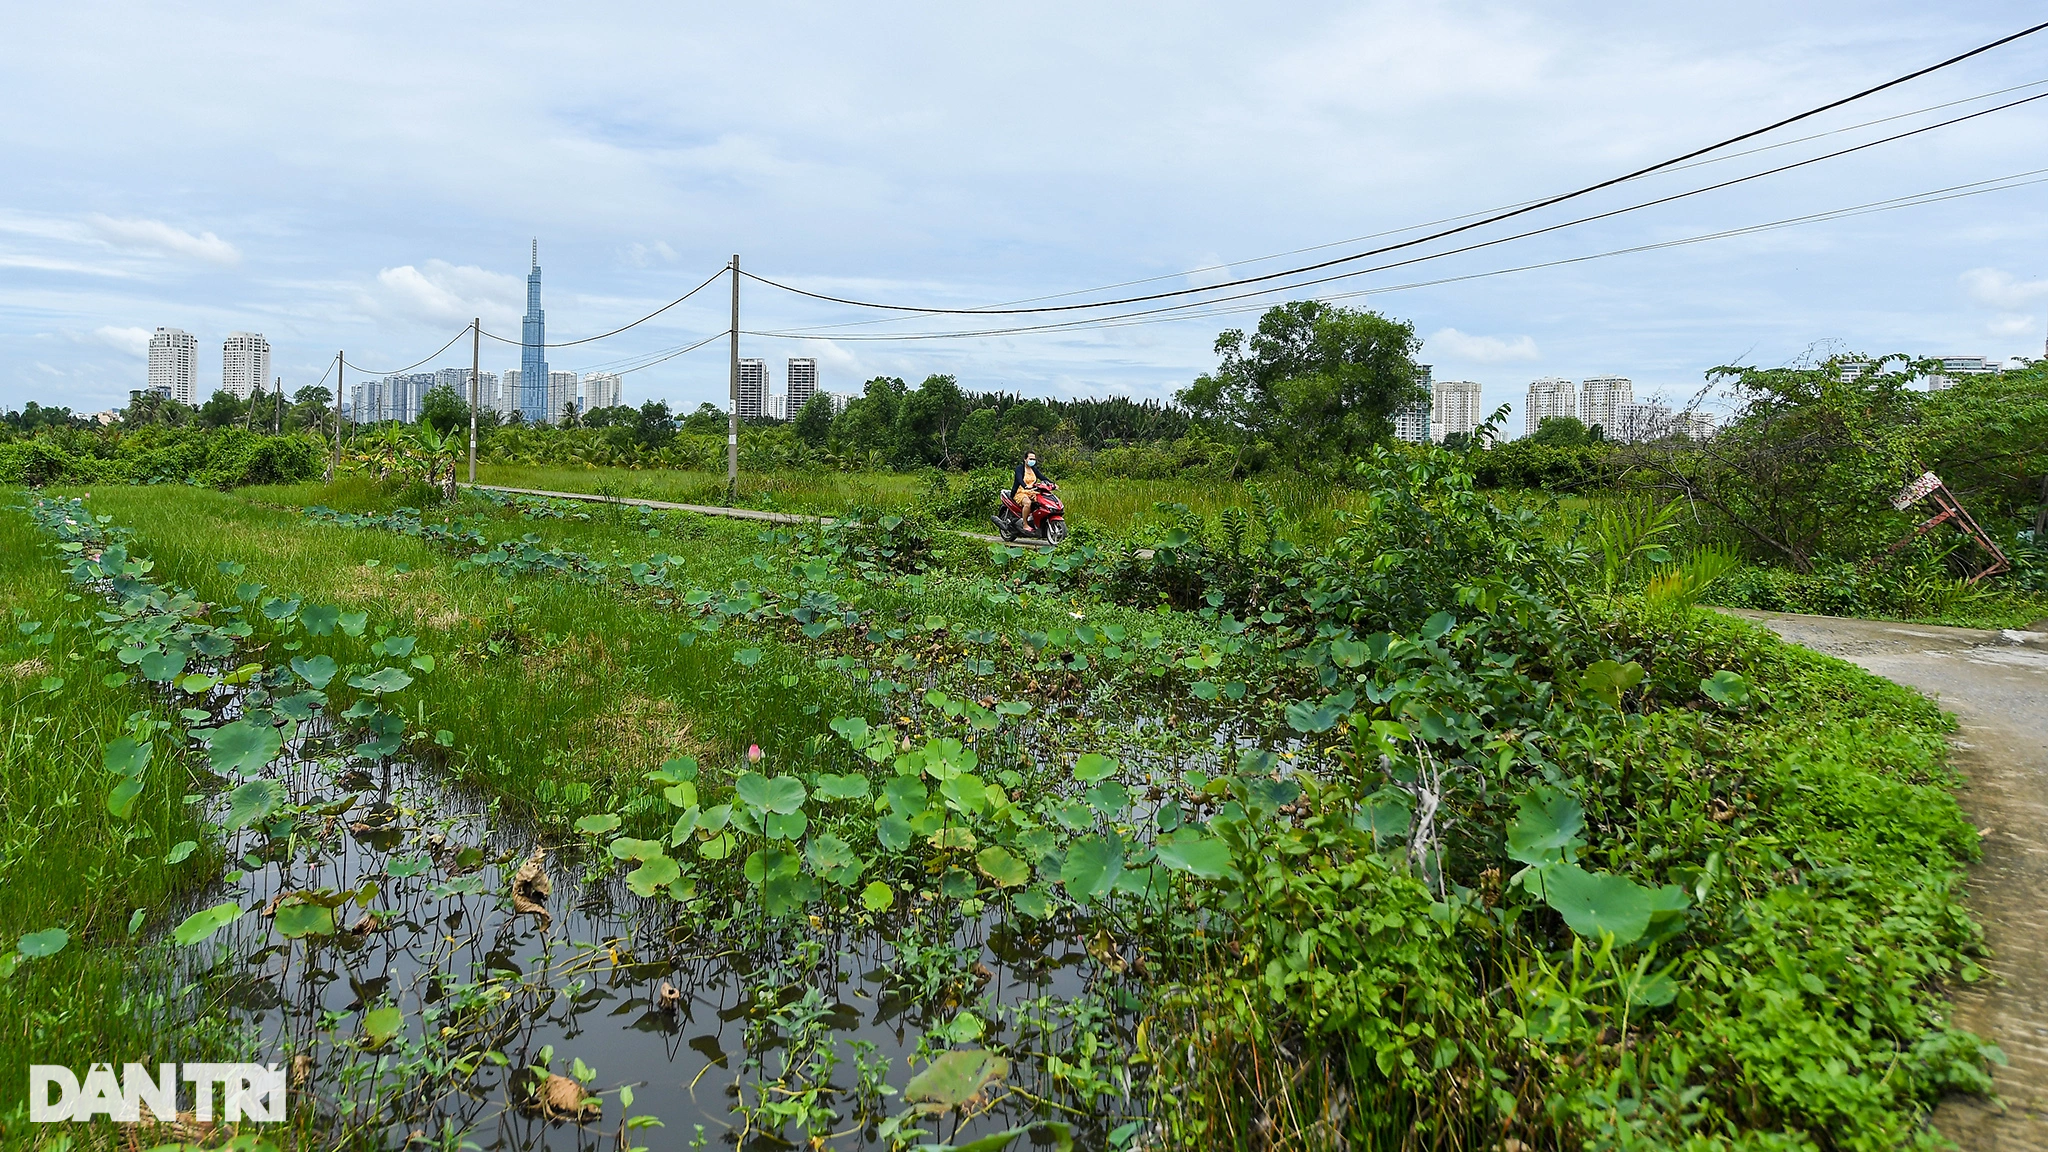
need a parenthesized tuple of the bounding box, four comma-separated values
(0, 491, 235, 1110)
(0, 474, 2006, 1149)
(476, 463, 1381, 545)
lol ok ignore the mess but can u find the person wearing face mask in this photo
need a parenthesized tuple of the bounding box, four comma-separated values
(1011, 451, 1051, 527)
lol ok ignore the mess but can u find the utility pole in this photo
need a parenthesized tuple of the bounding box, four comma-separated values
(274, 377, 283, 433)
(727, 253, 740, 504)
(468, 318, 481, 485)
(327, 352, 343, 482)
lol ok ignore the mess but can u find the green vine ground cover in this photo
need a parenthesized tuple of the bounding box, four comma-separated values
(0, 452, 2006, 1150)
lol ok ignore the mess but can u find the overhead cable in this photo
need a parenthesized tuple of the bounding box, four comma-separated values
(342, 325, 474, 378)
(740, 18, 2048, 317)
(479, 267, 726, 349)
(739, 166, 2048, 343)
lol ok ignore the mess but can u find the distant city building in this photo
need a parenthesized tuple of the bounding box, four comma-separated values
(737, 358, 768, 421)
(1672, 410, 1717, 440)
(1926, 355, 1998, 391)
(147, 327, 199, 405)
(89, 410, 121, 426)
(786, 357, 818, 415)
(1391, 363, 1432, 444)
(1431, 379, 1484, 443)
(382, 373, 434, 423)
(768, 393, 786, 421)
(548, 371, 579, 424)
(582, 372, 623, 411)
(1579, 376, 1633, 436)
(1525, 377, 1577, 438)
(520, 240, 549, 424)
(498, 370, 522, 417)
(221, 332, 271, 400)
(1616, 401, 1673, 443)
(351, 380, 386, 424)
(1835, 358, 1873, 383)
(824, 390, 860, 415)
(429, 367, 495, 407)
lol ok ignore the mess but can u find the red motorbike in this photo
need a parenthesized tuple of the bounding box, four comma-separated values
(994, 482, 1067, 545)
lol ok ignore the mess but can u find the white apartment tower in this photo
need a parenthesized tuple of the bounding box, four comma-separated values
(548, 371, 579, 424)
(737, 358, 768, 421)
(1525, 377, 1576, 438)
(582, 372, 623, 412)
(786, 357, 819, 416)
(498, 370, 522, 417)
(1430, 379, 1485, 443)
(1391, 363, 1432, 443)
(147, 327, 199, 405)
(221, 332, 271, 400)
(1579, 376, 1633, 435)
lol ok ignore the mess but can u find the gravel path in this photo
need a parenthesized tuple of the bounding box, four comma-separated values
(1731, 610, 2048, 1150)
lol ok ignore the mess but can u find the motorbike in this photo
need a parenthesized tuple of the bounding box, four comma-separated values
(994, 482, 1067, 545)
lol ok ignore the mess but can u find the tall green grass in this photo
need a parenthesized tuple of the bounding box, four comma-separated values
(0, 493, 233, 1110)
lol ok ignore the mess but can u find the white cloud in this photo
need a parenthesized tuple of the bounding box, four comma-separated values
(85, 215, 240, 265)
(1425, 327, 1540, 364)
(371, 261, 522, 326)
(624, 240, 679, 267)
(1961, 267, 2048, 311)
(92, 325, 152, 356)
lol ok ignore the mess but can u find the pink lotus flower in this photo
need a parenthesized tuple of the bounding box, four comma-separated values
(747, 744, 763, 764)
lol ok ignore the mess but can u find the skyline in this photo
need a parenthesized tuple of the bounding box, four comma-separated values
(4, 3, 2047, 424)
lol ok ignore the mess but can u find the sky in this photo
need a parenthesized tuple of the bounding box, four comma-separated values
(3, 1, 2047, 431)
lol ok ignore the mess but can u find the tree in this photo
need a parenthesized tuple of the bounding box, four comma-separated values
(198, 390, 245, 429)
(122, 390, 193, 427)
(635, 400, 679, 446)
(793, 392, 835, 447)
(559, 401, 581, 428)
(1530, 415, 1590, 446)
(829, 377, 905, 464)
(1177, 301, 1426, 472)
(680, 402, 727, 436)
(418, 384, 471, 435)
(892, 374, 969, 468)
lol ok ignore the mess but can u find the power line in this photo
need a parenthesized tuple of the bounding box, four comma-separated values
(341, 325, 474, 377)
(478, 267, 725, 349)
(575, 330, 731, 377)
(740, 165, 2048, 343)
(740, 17, 2048, 317)
(772, 74, 2048, 326)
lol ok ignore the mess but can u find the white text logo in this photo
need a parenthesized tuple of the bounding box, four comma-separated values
(29, 1063, 286, 1123)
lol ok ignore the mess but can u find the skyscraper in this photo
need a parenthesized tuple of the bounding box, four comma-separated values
(548, 371, 579, 424)
(1579, 376, 1633, 435)
(499, 370, 521, 416)
(583, 372, 622, 411)
(147, 327, 198, 405)
(222, 332, 271, 400)
(1525, 377, 1576, 437)
(519, 240, 549, 424)
(1431, 379, 1484, 443)
(1391, 363, 1432, 444)
(737, 358, 768, 421)
(786, 357, 818, 415)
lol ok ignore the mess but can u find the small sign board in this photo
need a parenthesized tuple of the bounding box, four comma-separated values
(1892, 471, 1943, 511)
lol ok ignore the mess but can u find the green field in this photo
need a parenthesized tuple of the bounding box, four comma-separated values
(0, 456, 2006, 1150)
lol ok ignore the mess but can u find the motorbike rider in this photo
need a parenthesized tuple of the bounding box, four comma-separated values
(1011, 452, 1052, 529)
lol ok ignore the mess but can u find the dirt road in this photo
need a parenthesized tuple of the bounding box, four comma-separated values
(1732, 610, 2048, 1150)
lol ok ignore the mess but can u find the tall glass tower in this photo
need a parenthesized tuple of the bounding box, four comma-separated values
(519, 240, 549, 424)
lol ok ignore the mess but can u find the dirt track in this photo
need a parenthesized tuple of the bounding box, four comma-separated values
(1732, 610, 2048, 1150)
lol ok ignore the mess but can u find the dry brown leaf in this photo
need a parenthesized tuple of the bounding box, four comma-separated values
(511, 847, 551, 925)
(536, 1073, 599, 1120)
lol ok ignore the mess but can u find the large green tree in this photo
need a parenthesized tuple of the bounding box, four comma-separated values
(1178, 301, 1426, 472)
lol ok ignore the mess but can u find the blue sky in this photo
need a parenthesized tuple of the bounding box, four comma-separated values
(4, 1, 2046, 428)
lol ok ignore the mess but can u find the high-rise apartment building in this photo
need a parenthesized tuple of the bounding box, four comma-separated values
(582, 372, 622, 412)
(1431, 379, 1484, 444)
(1926, 355, 1998, 391)
(519, 241, 549, 424)
(1672, 410, 1716, 440)
(1616, 401, 1673, 444)
(147, 327, 199, 405)
(1525, 377, 1576, 438)
(221, 332, 271, 400)
(786, 358, 818, 415)
(1391, 363, 1432, 443)
(498, 370, 522, 417)
(737, 358, 768, 421)
(548, 371, 579, 424)
(351, 380, 387, 424)
(384, 376, 412, 424)
(1579, 376, 1633, 435)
